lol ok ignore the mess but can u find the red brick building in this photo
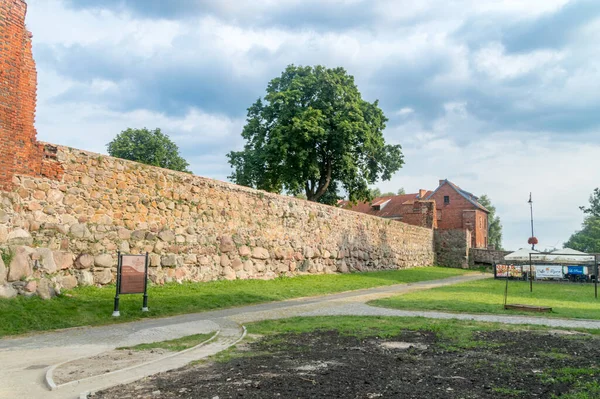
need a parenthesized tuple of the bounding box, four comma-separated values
(345, 179, 489, 248)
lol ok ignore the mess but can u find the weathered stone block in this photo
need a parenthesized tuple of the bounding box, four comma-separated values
(219, 235, 235, 253)
(94, 254, 114, 268)
(75, 254, 94, 269)
(131, 230, 146, 241)
(0, 284, 17, 299)
(53, 251, 74, 270)
(59, 275, 78, 290)
(8, 247, 33, 281)
(223, 266, 236, 280)
(7, 229, 33, 246)
(158, 230, 175, 242)
(94, 269, 112, 285)
(118, 228, 132, 240)
(161, 254, 177, 267)
(77, 270, 94, 286)
(70, 224, 91, 239)
(37, 278, 56, 300)
(24, 280, 37, 293)
(252, 247, 270, 260)
(36, 248, 57, 274)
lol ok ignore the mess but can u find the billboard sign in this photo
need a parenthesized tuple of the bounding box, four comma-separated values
(566, 266, 585, 275)
(534, 265, 563, 279)
(496, 264, 523, 278)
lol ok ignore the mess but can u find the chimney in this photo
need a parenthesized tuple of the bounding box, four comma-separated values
(438, 179, 446, 187)
(418, 189, 427, 199)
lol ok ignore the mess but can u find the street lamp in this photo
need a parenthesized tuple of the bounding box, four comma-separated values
(528, 193, 535, 250)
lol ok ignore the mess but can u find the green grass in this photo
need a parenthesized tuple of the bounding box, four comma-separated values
(541, 367, 600, 399)
(117, 332, 215, 352)
(371, 278, 600, 320)
(245, 315, 593, 341)
(0, 266, 470, 337)
(492, 387, 526, 396)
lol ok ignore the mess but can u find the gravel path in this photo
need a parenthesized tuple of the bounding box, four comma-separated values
(300, 303, 600, 330)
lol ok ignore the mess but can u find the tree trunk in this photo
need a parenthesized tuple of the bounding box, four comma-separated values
(306, 161, 332, 202)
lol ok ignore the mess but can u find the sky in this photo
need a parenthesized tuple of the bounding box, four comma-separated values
(25, 0, 600, 251)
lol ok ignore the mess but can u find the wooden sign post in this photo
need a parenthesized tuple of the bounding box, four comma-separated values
(112, 252, 149, 317)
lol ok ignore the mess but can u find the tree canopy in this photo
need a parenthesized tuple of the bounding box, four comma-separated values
(107, 128, 190, 173)
(370, 187, 406, 198)
(565, 188, 600, 252)
(579, 187, 600, 217)
(227, 65, 404, 204)
(478, 194, 503, 250)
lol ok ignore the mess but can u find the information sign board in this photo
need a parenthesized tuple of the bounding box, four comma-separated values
(112, 252, 149, 317)
(120, 255, 146, 294)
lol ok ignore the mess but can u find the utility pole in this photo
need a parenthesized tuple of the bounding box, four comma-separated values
(528, 193, 535, 250)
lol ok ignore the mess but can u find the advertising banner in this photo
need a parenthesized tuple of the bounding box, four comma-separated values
(534, 265, 563, 279)
(496, 264, 523, 278)
(566, 266, 585, 275)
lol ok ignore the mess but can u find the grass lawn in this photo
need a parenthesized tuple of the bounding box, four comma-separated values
(371, 278, 600, 320)
(117, 332, 216, 352)
(244, 315, 600, 342)
(0, 266, 470, 337)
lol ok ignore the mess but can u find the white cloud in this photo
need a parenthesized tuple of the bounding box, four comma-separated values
(474, 42, 564, 80)
(24, 0, 600, 252)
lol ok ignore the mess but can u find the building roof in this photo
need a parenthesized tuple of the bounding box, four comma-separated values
(425, 179, 489, 213)
(343, 192, 433, 218)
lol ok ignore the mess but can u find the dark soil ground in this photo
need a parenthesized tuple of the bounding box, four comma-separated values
(93, 329, 600, 399)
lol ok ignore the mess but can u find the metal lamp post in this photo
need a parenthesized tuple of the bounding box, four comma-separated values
(528, 193, 535, 250)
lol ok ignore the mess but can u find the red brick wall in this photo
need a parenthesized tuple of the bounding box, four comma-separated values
(430, 183, 488, 248)
(0, 0, 62, 190)
(430, 184, 472, 229)
(400, 200, 437, 229)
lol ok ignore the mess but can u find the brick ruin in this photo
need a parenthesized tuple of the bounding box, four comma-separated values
(0, 0, 63, 191)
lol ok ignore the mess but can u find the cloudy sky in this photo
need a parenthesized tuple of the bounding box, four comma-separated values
(25, 0, 600, 251)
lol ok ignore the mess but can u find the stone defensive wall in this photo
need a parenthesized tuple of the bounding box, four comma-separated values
(0, 0, 434, 298)
(0, 144, 435, 298)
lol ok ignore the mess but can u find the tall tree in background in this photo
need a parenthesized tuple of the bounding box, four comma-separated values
(107, 128, 190, 173)
(369, 187, 405, 198)
(565, 188, 600, 252)
(579, 188, 600, 217)
(478, 194, 503, 249)
(227, 65, 404, 204)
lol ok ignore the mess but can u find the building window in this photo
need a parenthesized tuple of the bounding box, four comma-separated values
(444, 196, 450, 204)
(479, 217, 483, 228)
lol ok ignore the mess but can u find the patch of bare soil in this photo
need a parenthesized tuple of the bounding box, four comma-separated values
(54, 349, 169, 385)
(93, 329, 600, 398)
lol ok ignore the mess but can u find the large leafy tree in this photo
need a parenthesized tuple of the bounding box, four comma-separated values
(478, 194, 503, 250)
(565, 217, 600, 252)
(566, 188, 600, 252)
(227, 65, 404, 204)
(107, 128, 190, 173)
(579, 188, 600, 217)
